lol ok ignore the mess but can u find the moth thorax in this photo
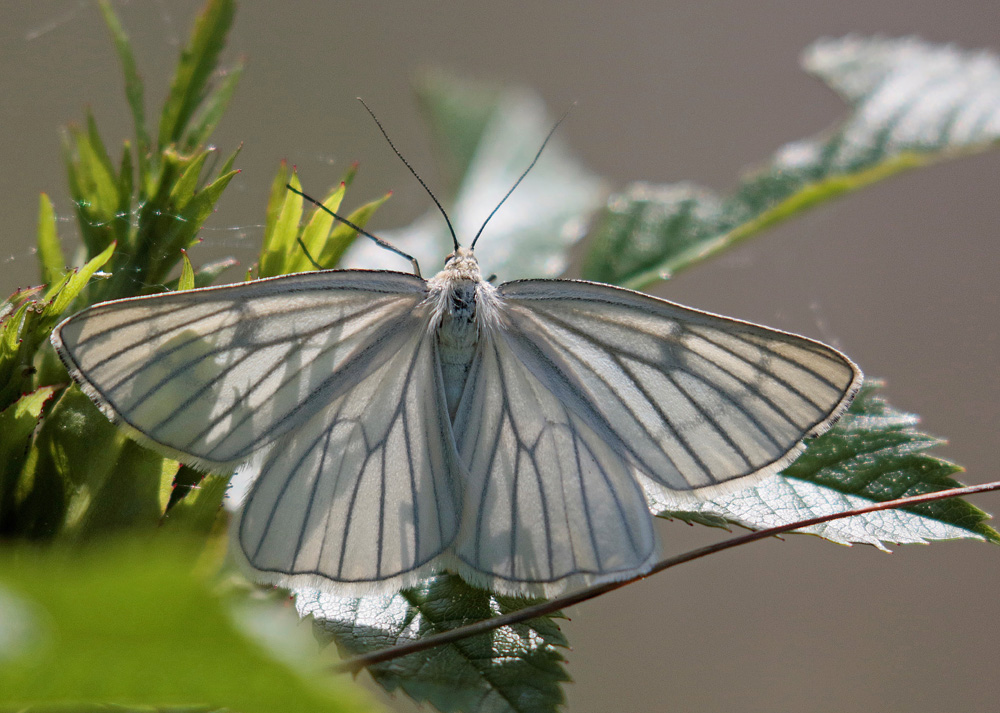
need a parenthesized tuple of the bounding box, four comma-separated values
(447, 281, 478, 322)
(438, 280, 479, 348)
(426, 245, 485, 334)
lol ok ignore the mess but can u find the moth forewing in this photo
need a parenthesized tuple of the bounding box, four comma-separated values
(494, 278, 862, 499)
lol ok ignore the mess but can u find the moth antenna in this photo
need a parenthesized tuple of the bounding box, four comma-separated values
(357, 98, 460, 252)
(470, 103, 575, 250)
(287, 184, 422, 278)
(296, 237, 323, 271)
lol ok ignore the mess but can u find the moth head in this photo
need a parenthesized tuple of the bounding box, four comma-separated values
(441, 246, 481, 278)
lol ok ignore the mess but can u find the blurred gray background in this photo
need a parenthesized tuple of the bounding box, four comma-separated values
(2, 2, 998, 711)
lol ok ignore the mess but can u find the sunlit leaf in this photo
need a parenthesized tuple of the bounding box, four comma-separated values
(294, 182, 347, 272)
(259, 170, 304, 278)
(178, 250, 196, 291)
(36, 194, 65, 286)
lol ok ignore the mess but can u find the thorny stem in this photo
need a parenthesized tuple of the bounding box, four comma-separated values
(333, 479, 1000, 673)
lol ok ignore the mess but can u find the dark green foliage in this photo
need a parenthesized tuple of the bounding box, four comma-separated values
(301, 575, 569, 713)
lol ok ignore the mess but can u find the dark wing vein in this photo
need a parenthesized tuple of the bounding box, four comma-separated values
(452, 329, 656, 592)
(237, 326, 462, 587)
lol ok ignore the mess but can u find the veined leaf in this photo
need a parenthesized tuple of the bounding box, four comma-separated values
(298, 575, 569, 713)
(584, 36, 1000, 288)
(648, 381, 999, 546)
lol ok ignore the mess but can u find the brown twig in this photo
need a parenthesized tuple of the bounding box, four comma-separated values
(334, 480, 1000, 673)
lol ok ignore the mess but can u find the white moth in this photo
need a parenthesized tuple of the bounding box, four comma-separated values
(51, 119, 862, 598)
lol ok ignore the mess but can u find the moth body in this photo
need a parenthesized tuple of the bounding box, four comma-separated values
(427, 247, 500, 416)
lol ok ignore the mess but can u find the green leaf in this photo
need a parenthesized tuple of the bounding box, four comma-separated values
(178, 250, 196, 291)
(158, 0, 237, 150)
(62, 118, 120, 256)
(262, 166, 392, 276)
(218, 142, 243, 176)
(46, 240, 116, 317)
(0, 242, 114, 410)
(165, 166, 240, 263)
(98, 0, 150, 170)
(263, 161, 293, 261)
(0, 387, 56, 536)
(259, 170, 304, 278)
(0, 538, 377, 713)
(169, 146, 215, 209)
(161, 470, 227, 536)
(584, 36, 1000, 287)
(125, 156, 238, 294)
(0, 285, 42, 325)
(293, 182, 347, 273)
(27, 386, 164, 541)
(115, 141, 135, 245)
(298, 575, 569, 713)
(185, 60, 245, 151)
(59, 0, 243, 306)
(36, 193, 65, 286)
(650, 381, 999, 546)
(84, 112, 120, 218)
(355, 84, 606, 281)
